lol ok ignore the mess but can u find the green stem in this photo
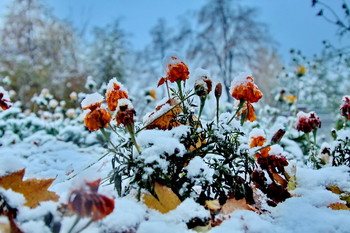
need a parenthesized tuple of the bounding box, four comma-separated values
(75, 219, 94, 233)
(176, 80, 186, 114)
(227, 100, 245, 124)
(100, 127, 117, 150)
(109, 124, 126, 141)
(126, 124, 141, 154)
(67, 216, 80, 233)
(216, 98, 220, 126)
(198, 96, 206, 122)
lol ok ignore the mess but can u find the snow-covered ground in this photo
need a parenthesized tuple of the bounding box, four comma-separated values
(1, 135, 350, 233)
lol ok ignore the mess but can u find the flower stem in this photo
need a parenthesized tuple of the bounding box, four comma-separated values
(176, 80, 186, 114)
(100, 127, 117, 150)
(126, 124, 141, 154)
(227, 100, 245, 124)
(198, 96, 206, 122)
(75, 219, 94, 233)
(216, 98, 220, 126)
(108, 124, 126, 141)
(67, 216, 80, 233)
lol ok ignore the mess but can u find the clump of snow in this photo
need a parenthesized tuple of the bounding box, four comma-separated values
(336, 129, 350, 141)
(116, 98, 133, 110)
(185, 156, 214, 184)
(103, 197, 147, 232)
(81, 92, 104, 109)
(143, 98, 176, 126)
(269, 144, 285, 156)
(166, 198, 210, 225)
(0, 188, 26, 208)
(0, 86, 10, 100)
(106, 77, 128, 93)
(85, 75, 97, 90)
(249, 128, 265, 139)
(229, 72, 258, 94)
(0, 157, 25, 176)
(192, 68, 210, 80)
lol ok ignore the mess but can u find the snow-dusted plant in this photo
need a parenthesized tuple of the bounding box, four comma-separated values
(80, 55, 293, 226)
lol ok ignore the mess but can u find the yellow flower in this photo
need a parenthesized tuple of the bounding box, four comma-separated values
(284, 95, 297, 104)
(296, 66, 306, 77)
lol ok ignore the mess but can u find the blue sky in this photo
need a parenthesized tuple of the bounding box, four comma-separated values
(0, 0, 348, 60)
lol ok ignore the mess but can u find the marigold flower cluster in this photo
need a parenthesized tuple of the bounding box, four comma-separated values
(81, 78, 135, 132)
(158, 56, 190, 87)
(295, 111, 321, 134)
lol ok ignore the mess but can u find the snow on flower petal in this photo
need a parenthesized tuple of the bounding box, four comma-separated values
(81, 92, 104, 110)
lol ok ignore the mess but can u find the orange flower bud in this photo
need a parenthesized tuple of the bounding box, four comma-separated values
(230, 75, 262, 103)
(68, 179, 114, 221)
(215, 83, 222, 99)
(0, 92, 11, 110)
(84, 108, 111, 132)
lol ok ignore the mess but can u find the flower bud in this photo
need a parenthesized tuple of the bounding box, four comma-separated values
(215, 83, 222, 99)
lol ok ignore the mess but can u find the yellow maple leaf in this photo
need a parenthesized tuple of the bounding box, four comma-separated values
(142, 182, 181, 214)
(0, 169, 59, 208)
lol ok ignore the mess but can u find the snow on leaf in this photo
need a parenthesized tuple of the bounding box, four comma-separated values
(142, 182, 181, 214)
(0, 169, 59, 208)
(220, 198, 259, 215)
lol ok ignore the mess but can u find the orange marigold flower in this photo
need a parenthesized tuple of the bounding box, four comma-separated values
(250, 136, 266, 148)
(255, 147, 271, 159)
(145, 98, 182, 130)
(296, 65, 306, 77)
(68, 179, 114, 221)
(340, 96, 350, 120)
(241, 102, 257, 122)
(230, 75, 263, 103)
(165, 56, 189, 83)
(295, 111, 321, 134)
(115, 99, 136, 127)
(84, 108, 111, 132)
(106, 78, 129, 111)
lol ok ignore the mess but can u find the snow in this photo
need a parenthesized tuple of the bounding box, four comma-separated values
(0, 86, 10, 100)
(81, 92, 104, 109)
(106, 77, 128, 93)
(185, 156, 214, 184)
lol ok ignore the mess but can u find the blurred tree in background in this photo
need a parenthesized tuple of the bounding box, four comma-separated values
(88, 20, 129, 85)
(0, 0, 86, 105)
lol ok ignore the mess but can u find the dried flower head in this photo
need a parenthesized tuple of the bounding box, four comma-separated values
(271, 129, 286, 144)
(194, 76, 212, 97)
(84, 108, 111, 132)
(165, 56, 190, 83)
(0, 86, 11, 110)
(340, 96, 350, 120)
(68, 179, 114, 221)
(295, 111, 321, 134)
(230, 75, 263, 103)
(106, 78, 129, 111)
(115, 99, 136, 127)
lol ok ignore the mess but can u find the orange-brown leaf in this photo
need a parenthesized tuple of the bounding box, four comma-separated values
(221, 198, 259, 215)
(0, 169, 59, 208)
(157, 77, 166, 87)
(142, 182, 181, 214)
(328, 202, 350, 211)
